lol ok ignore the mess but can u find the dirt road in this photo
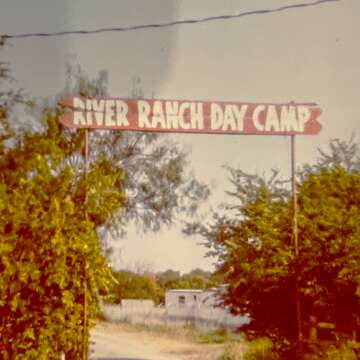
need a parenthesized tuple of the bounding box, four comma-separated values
(90, 322, 225, 360)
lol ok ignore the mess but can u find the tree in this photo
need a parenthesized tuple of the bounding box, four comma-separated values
(107, 270, 164, 305)
(59, 65, 210, 238)
(298, 157, 360, 337)
(0, 112, 125, 358)
(106, 267, 218, 305)
(188, 139, 360, 357)
(0, 46, 125, 357)
(0, 55, 209, 357)
(157, 268, 218, 290)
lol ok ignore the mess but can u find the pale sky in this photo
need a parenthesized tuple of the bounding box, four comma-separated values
(1, 0, 359, 273)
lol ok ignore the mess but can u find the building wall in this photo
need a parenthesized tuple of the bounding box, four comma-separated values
(101, 287, 250, 330)
(165, 290, 203, 308)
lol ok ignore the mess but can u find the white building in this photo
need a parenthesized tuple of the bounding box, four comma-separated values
(102, 286, 250, 329)
(165, 287, 223, 308)
(165, 289, 203, 308)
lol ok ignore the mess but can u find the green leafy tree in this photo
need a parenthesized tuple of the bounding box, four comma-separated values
(107, 270, 164, 305)
(59, 65, 210, 238)
(298, 156, 360, 336)
(0, 46, 124, 358)
(165, 275, 215, 290)
(188, 139, 360, 357)
(0, 110, 125, 358)
(157, 268, 218, 290)
(107, 268, 217, 305)
(0, 54, 209, 357)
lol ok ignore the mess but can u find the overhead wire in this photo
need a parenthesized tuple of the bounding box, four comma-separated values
(1, 0, 340, 40)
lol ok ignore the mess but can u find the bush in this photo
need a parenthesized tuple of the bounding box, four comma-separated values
(324, 341, 359, 360)
(199, 328, 233, 344)
(218, 341, 246, 360)
(244, 337, 279, 360)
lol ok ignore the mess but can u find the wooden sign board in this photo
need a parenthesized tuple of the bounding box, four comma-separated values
(59, 97, 322, 135)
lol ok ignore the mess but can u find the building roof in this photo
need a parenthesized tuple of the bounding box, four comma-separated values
(166, 289, 204, 293)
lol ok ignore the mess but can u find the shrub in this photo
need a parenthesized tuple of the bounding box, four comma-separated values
(244, 337, 279, 360)
(218, 341, 246, 360)
(324, 341, 359, 360)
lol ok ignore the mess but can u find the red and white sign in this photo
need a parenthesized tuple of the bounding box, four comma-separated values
(59, 97, 322, 135)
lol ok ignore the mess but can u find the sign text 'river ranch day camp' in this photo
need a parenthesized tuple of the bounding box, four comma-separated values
(59, 97, 322, 135)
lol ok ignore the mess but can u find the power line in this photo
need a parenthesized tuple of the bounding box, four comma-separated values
(1, 0, 339, 40)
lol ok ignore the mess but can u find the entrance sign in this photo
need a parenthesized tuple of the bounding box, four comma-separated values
(59, 96, 322, 135)
(59, 96, 322, 352)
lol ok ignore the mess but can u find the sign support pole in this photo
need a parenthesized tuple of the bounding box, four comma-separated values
(83, 128, 89, 360)
(291, 135, 299, 257)
(291, 135, 303, 352)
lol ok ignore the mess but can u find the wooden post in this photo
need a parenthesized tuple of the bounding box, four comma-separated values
(291, 135, 303, 351)
(291, 135, 299, 258)
(83, 128, 89, 360)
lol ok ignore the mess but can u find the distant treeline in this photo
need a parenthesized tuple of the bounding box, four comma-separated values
(104, 268, 221, 305)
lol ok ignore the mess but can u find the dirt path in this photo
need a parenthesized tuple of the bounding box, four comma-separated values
(90, 322, 225, 360)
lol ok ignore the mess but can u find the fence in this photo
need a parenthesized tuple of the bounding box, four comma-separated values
(101, 303, 249, 330)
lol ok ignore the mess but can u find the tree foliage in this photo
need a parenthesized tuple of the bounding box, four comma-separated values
(59, 65, 210, 237)
(0, 56, 208, 357)
(105, 267, 219, 305)
(157, 267, 218, 290)
(0, 106, 125, 357)
(106, 270, 165, 305)
(189, 139, 360, 356)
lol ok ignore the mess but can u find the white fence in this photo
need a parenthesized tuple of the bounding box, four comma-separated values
(101, 303, 249, 330)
